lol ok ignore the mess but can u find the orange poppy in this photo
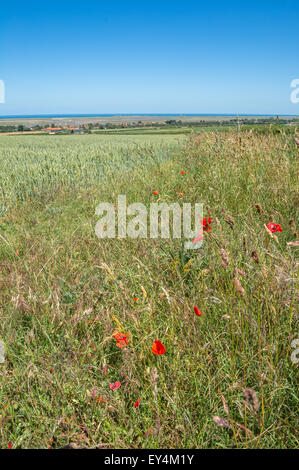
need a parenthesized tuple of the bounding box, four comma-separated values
(113, 331, 129, 348)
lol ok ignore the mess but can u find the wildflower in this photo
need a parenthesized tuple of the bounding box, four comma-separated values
(113, 331, 129, 349)
(109, 381, 121, 390)
(133, 298, 138, 302)
(177, 192, 184, 198)
(153, 190, 159, 195)
(8, 442, 12, 449)
(152, 340, 166, 355)
(202, 218, 212, 232)
(192, 218, 212, 244)
(266, 222, 282, 233)
(194, 306, 202, 317)
(15, 250, 19, 255)
(91, 389, 98, 399)
(180, 171, 185, 175)
(133, 398, 141, 408)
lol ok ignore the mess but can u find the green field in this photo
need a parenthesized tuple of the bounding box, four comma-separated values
(0, 134, 184, 209)
(0, 130, 298, 449)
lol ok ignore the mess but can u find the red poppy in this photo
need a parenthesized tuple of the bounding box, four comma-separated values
(194, 306, 202, 317)
(266, 222, 282, 233)
(133, 298, 138, 302)
(133, 398, 141, 408)
(152, 340, 166, 355)
(15, 250, 19, 255)
(153, 190, 159, 195)
(109, 381, 121, 390)
(202, 218, 212, 232)
(8, 442, 12, 449)
(113, 331, 129, 349)
(180, 171, 185, 175)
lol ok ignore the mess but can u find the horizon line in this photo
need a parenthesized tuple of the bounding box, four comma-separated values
(1, 113, 298, 119)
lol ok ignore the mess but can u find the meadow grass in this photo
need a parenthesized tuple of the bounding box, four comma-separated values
(0, 130, 298, 449)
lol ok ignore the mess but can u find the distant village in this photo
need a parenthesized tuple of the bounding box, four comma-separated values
(0, 116, 298, 134)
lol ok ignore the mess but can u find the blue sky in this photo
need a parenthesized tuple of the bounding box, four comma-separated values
(0, 0, 298, 115)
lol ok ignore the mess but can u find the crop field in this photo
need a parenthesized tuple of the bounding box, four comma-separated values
(0, 134, 184, 210)
(0, 129, 298, 449)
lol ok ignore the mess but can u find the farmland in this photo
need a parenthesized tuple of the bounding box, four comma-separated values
(0, 128, 298, 449)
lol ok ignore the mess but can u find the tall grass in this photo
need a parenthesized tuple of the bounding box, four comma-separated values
(0, 131, 298, 449)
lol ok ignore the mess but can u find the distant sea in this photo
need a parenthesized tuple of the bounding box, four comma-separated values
(0, 113, 297, 119)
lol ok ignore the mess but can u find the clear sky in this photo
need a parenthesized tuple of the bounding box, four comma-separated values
(0, 0, 298, 115)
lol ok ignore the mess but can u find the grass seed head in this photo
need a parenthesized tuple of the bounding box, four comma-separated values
(243, 388, 260, 413)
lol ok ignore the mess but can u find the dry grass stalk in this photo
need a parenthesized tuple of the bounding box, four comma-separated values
(18, 295, 31, 312)
(212, 415, 230, 428)
(221, 395, 229, 415)
(287, 241, 299, 247)
(225, 213, 235, 228)
(151, 366, 159, 401)
(234, 268, 247, 277)
(289, 219, 298, 237)
(219, 248, 230, 269)
(233, 275, 245, 296)
(264, 224, 279, 244)
(243, 388, 259, 412)
(243, 388, 262, 425)
(251, 250, 260, 263)
(255, 203, 263, 214)
(243, 234, 248, 256)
